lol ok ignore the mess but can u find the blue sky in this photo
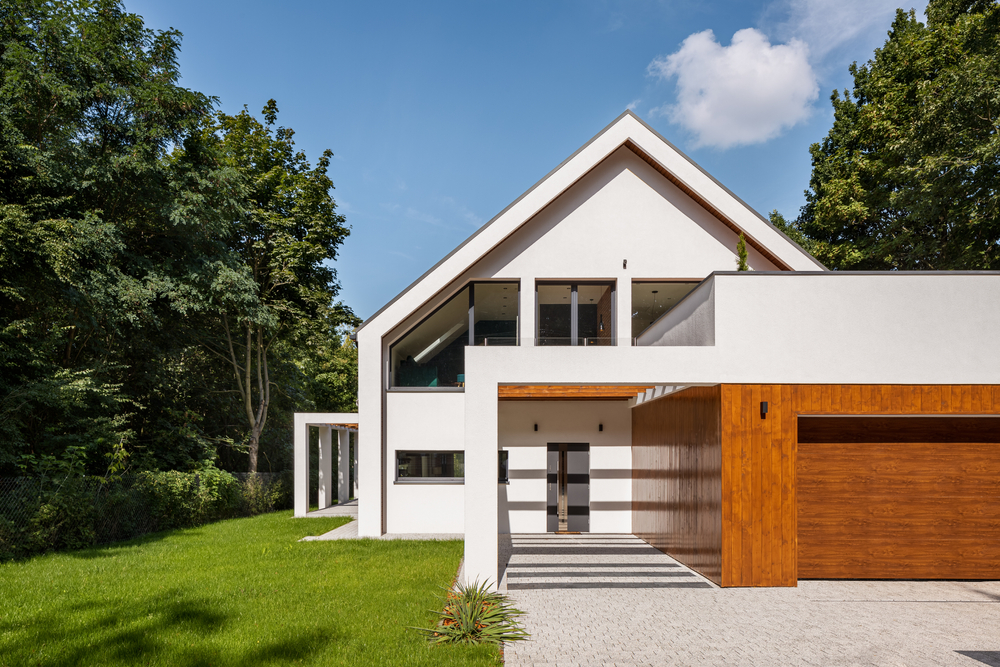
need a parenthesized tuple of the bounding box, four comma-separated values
(128, 0, 926, 320)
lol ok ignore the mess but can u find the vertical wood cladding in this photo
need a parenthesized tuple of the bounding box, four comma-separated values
(722, 384, 1000, 586)
(632, 385, 723, 584)
(635, 384, 1000, 587)
(720, 384, 796, 587)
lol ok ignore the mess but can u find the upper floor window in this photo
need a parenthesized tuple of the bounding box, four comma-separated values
(631, 281, 700, 341)
(536, 282, 614, 346)
(389, 282, 518, 388)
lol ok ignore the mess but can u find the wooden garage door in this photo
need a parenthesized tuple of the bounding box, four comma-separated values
(797, 416, 1000, 579)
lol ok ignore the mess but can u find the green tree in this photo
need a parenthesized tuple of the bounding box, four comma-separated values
(200, 102, 354, 473)
(796, 0, 1000, 270)
(736, 232, 749, 271)
(0, 0, 248, 474)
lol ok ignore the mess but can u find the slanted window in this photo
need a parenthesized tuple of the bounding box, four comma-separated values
(389, 282, 519, 388)
(395, 451, 464, 483)
(630, 281, 700, 341)
(536, 282, 614, 346)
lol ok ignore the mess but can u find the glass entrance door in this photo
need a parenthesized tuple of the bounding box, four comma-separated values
(546, 443, 590, 532)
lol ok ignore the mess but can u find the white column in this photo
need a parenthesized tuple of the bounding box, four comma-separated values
(357, 331, 382, 536)
(337, 428, 350, 503)
(352, 431, 359, 498)
(293, 415, 309, 517)
(519, 275, 535, 346)
(463, 348, 499, 589)
(317, 426, 333, 509)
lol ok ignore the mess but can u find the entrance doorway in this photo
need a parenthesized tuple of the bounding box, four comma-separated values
(546, 443, 590, 532)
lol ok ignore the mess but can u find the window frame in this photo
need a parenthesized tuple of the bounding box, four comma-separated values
(394, 450, 466, 484)
(387, 280, 520, 389)
(629, 279, 703, 343)
(534, 280, 616, 346)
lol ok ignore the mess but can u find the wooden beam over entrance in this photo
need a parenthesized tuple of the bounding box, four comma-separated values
(498, 384, 654, 401)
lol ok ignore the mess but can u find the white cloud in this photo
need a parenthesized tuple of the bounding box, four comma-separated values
(648, 28, 818, 149)
(763, 0, 925, 61)
(626, 98, 641, 111)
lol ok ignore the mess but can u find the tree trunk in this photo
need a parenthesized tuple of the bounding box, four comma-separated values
(220, 315, 271, 473)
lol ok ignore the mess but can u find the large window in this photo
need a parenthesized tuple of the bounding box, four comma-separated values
(389, 282, 518, 387)
(630, 281, 700, 340)
(395, 451, 464, 483)
(536, 282, 614, 346)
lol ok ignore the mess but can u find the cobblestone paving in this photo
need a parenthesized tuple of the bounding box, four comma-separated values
(502, 533, 1000, 667)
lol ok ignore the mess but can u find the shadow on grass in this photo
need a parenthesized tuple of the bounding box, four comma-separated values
(59, 527, 208, 561)
(0, 590, 338, 667)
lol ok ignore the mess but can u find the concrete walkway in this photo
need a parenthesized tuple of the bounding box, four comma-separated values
(503, 533, 1000, 667)
(303, 499, 358, 519)
(299, 517, 462, 542)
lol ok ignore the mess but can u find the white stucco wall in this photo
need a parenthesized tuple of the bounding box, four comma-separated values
(498, 401, 632, 534)
(384, 391, 466, 534)
(460, 271, 1000, 586)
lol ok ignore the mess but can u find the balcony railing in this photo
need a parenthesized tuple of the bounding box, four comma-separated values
(534, 337, 617, 346)
(472, 336, 518, 346)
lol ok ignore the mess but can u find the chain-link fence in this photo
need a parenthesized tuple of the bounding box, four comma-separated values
(0, 470, 292, 561)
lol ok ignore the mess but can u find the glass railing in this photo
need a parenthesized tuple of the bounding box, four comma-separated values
(534, 337, 617, 346)
(472, 336, 518, 346)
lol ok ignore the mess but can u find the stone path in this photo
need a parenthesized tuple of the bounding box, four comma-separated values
(502, 533, 1000, 667)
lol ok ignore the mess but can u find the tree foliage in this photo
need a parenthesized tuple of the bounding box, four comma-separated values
(795, 0, 1000, 270)
(0, 1, 357, 476)
(197, 101, 355, 472)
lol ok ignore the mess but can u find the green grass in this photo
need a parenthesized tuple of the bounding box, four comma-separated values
(0, 512, 497, 666)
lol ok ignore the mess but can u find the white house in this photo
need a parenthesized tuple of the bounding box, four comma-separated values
(295, 111, 1000, 588)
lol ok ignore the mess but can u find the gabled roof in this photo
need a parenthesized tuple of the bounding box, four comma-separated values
(355, 110, 825, 335)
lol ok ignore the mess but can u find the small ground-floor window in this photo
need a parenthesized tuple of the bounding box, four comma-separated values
(395, 450, 464, 483)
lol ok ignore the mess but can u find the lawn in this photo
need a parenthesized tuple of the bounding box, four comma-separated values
(0, 512, 497, 666)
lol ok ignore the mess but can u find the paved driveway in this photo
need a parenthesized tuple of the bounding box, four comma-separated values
(501, 533, 1000, 667)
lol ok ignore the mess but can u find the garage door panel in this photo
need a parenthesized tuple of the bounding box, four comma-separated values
(800, 543, 1000, 580)
(800, 515, 1000, 538)
(797, 422, 1000, 579)
(799, 443, 1000, 480)
(800, 498, 1000, 521)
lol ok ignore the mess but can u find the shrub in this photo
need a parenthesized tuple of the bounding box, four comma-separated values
(417, 579, 529, 646)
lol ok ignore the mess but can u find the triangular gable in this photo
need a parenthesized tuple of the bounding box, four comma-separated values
(356, 110, 824, 336)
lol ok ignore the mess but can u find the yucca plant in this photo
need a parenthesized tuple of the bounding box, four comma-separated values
(416, 579, 529, 645)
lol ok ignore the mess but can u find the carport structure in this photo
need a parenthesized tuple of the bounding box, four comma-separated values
(293, 413, 358, 517)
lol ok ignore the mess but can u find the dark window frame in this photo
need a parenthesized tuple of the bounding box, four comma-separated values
(387, 280, 520, 388)
(498, 450, 509, 484)
(534, 280, 616, 346)
(394, 450, 465, 484)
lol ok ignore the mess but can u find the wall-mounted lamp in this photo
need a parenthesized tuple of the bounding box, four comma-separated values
(534, 423, 538, 432)
(623, 259, 628, 269)
(760, 401, 768, 419)
(598, 423, 603, 432)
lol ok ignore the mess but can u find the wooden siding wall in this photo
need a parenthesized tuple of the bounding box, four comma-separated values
(632, 385, 723, 584)
(720, 384, 1000, 587)
(720, 385, 795, 587)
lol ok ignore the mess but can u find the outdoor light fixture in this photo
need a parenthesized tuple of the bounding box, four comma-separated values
(623, 259, 627, 269)
(534, 423, 538, 431)
(760, 401, 768, 419)
(599, 423, 603, 432)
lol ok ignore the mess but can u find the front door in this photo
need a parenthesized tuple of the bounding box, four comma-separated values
(546, 443, 589, 532)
